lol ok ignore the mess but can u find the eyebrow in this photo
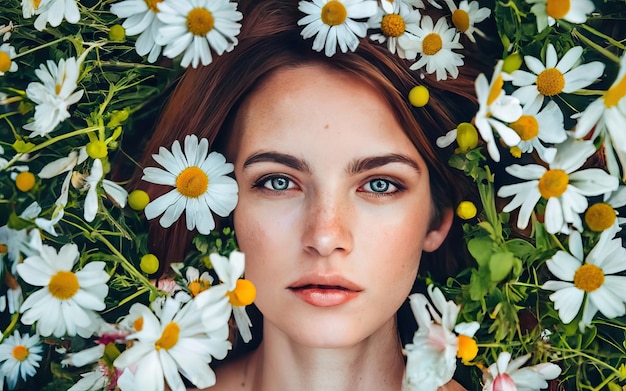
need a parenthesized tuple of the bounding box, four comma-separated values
(347, 154, 421, 174)
(243, 152, 312, 173)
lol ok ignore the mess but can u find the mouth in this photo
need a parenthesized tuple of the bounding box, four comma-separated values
(288, 278, 363, 307)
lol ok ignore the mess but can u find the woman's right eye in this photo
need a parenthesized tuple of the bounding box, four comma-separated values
(254, 175, 294, 191)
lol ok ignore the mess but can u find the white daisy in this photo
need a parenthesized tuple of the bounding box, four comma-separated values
(113, 298, 231, 391)
(182, 266, 213, 298)
(298, 0, 378, 57)
(482, 352, 561, 391)
(23, 57, 84, 137)
(82, 159, 127, 222)
(195, 251, 256, 343)
(509, 99, 566, 163)
(22, 0, 49, 19)
(0, 21, 14, 41)
(19, 201, 64, 236)
(33, 0, 80, 31)
(474, 61, 523, 162)
(16, 240, 109, 337)
(67, 363, 111, 391)
(572, 53, 626, 180)
(155, 0, 242, 68)
(444, 0, 491, 42)
(110, 0, 165, 63)
(408, 16, 464, 80)
(543, 228, 626, 330)
(368, 3, 421, 59)
(142, 135, 238, 235)
(509, 43, 605, 108)
(526, 0, 594, 32)
(0, 43, 18, 76)
(39, 148, 89, 214)
(0, 225, 31, 275)
(0, 331, 43, 389)
(403, 285, 479, 391)
(497, 138, 619, 234)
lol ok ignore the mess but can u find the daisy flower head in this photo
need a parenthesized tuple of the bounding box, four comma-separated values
(408, 16, 464, 80)
(444, 0, 491, 42)
(526, 0, 594, 32)
(113, 298, 231, 391)
(0, 331, 43, 389)
(508, 99, 566, 163)
(195, 251, 256, 343)
(497, 138, 619, 234)
(155, 0, 243, 68)
(298, 0, 378, 57)
(23, 57, 84, 138)
(543, 228, 626, 330)
(368, 3, 421, 59)
(0, 43, 18, 76)
(22, 0, 50, 19)
(403, 285, 479, 391)
(142, 135, 238, 235)
(509, 43, 605, 108)
(573, 53, 626, 180)
(110, 0, 165, 63)
(474, 60, 523, 162)
(16, 241, 110, 337)
(33, 0, 80, 31)
(482, 352, 561, 391)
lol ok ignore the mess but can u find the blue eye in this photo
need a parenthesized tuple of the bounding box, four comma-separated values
(362, 179, 397, 194)
(255, 175, 293, 191)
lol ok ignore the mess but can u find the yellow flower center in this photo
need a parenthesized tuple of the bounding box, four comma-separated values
(538, 169, 568, 198)
(546, 0, 570, 19)
(227, 279, 256, 306)
(422, 33, 443, 56)
(510, 115, 539, 141)
(456, 335, 478, 363)
(134, 316, 144, 331)
(33, 0, 42, 9)
(456, 201, 477, 220)
(176, 166, 209, 198)
(49, 271, 80, 300)
(321, 1, 347, 26)
(188, 279, 211, 297)
(381, 14, 406, 37)
(536, 68, 565, 97)
(186, 8, 214, 36)
(487, 74, 504, 106)
(0, 244, 7, 254)
(509, 146, 522, 158)
(12, 345, 29, 362)
(144, 0, 162, 13)
(155, 322, 180, 350)
(574, 264, 605, 292)
(452, 9, 470, 32)
(0, 51, 11, 73)
(15, 171, 36, 192)
(584, 203, 616, 232)
(604, 73, 626, 108)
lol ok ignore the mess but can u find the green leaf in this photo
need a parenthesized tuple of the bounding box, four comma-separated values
(467, 236, 494, 267)
(489, 252, 515, 282)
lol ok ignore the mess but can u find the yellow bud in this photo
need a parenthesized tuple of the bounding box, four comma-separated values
(456, 201, 477, 220)
(408, 85, 429, 107)
(0, 50, 11, 73)
(108, 24, 126, 42)
(128, 190, 150, 211)
(456, 122, 478, 151)
(502, 53, 523, 73)
(86, 140, 108, 159)
(140, 254, 159, 275)
(15, 171, 36, 192)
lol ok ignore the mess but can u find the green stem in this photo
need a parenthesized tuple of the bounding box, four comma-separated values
(13, 37, 70, 59)
(1, 313, 21, 342)
(92, 232, 158, 296)
(591, 373, 617, 391)
(27, 126, 100, 154)
(572, 28, 621, 64)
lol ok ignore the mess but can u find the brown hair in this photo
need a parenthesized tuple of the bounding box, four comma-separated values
(137, 0, 496, 280)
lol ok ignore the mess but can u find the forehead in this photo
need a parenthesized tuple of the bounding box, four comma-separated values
(229, 63, 421, 162)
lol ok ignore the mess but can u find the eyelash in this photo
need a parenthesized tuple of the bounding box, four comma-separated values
(252, 175, 296, 191)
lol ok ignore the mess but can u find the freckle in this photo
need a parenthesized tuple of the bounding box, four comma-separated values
(324, 124, 329, 129)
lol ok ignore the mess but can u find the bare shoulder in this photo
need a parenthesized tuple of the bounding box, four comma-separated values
(440, 379, 468, 391)
(188, 354, 250, 391)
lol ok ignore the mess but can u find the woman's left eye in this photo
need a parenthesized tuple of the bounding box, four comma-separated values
(359, 179, 399, 194)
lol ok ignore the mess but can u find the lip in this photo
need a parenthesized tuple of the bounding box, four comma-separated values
(288, 274, 363, 307)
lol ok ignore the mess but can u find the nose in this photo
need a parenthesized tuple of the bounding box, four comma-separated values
(301, 193, 354, 258)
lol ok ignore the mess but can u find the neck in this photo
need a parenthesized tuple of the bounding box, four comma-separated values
(246, 318, 405, 391)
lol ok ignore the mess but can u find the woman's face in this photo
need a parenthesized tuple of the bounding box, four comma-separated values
(230, 64, 451, 348)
